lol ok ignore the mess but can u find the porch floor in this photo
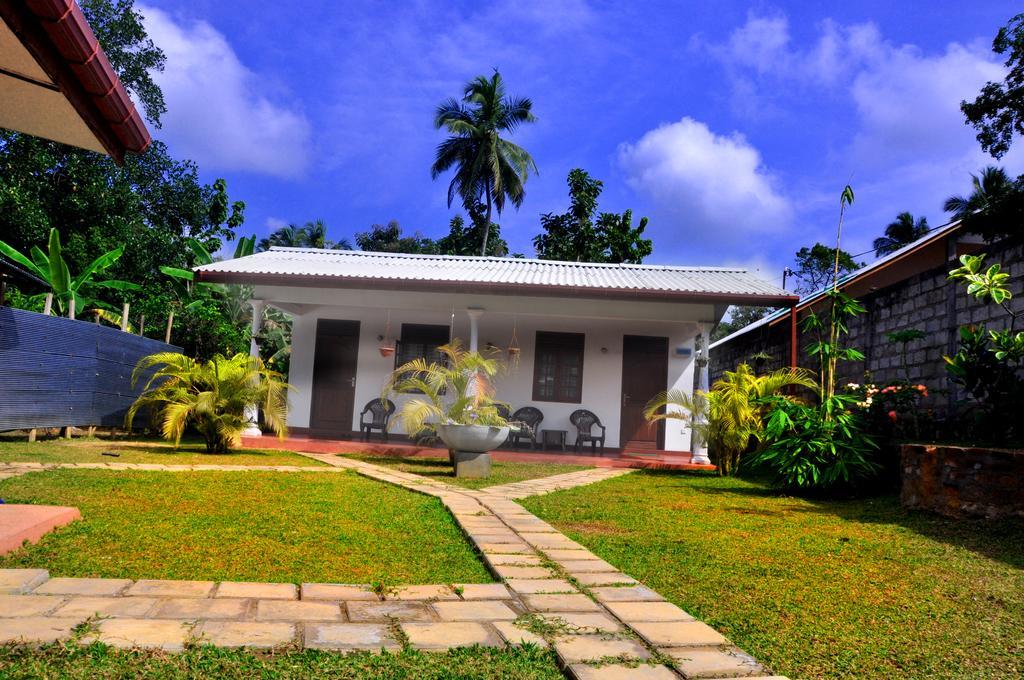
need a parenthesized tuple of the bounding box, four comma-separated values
(241, 436, 716, 472)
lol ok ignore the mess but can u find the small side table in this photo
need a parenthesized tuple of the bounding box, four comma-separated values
(541, 429, 567, 452)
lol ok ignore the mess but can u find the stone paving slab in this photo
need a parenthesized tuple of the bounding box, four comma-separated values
(256, 599, 344, 622)
(53, 596, 160, 619)
(492, 620, 548, 647)
(573, 572, 639, 587)
(92, 618, 192, 651)
(215, 581, 297, 600)
(195, 621, 297, 649)
(568, 664, 681, 680)
(454, 583, 513, 600)
(492, 565, 555, 579)
(301, 583, 378, 601)
(0, 568, 49, 594)
(604, 601, 695, 623)
(346, 601, 436, 622)
(305, 622, 400, 651)
(33, 577, 132, 597)
(505, 578, 576, 594)
(542, 612, 624, 633)
(389, 584, 459, 601)
(125, 579, 216, 598)
(0, 594, 66, 617)
(664, 647, 766, 678)
(554, 634, 651, 664)
(591, 585, 665, 603)
(521, 594, 602, 613)
(0, 616, 82, 644)
(431, 600, 519, 621)
(152, 597, 251, 620)
(631, 621, 729, 648)
(401, 621, 501, 650)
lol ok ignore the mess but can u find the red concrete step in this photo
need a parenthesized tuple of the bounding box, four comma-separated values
(0, 505, 81, 555)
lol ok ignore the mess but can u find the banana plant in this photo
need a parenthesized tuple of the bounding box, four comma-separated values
(160, 235, 255, 311)
(0, 228, 139, 317)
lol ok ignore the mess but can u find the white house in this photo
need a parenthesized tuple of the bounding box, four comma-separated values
(196, 249, 795, 459)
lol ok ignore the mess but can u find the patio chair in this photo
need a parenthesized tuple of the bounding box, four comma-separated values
(570, 409, 606, 453)
(359, 398, 395, 442)
(508, 406, 544, 450)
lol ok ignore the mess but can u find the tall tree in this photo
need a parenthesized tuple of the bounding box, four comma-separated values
(791, 243, 861, 295)
(943, 166, 1024, 242)
(354, 220, 436, 254)
(436, 201, 509, 257)
(711, 306, 773, 341)
(873, 212, 929, 257)
(431, 70, 537, 255)
(962, 13, 1024, 159)
(257, 220, 350, 251)
(534, 169, 653, 263)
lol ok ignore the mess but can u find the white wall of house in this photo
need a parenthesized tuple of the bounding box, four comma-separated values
(257, 285, 713, 452)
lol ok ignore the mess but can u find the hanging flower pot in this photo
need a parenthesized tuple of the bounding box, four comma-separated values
(379, 310, 395, 357)
(507, 320, 521, 368)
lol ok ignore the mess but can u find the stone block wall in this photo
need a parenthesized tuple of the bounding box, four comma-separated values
(901, 444, 1024, 519)
(711, 238, 1024, 420)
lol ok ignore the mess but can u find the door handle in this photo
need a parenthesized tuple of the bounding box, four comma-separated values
(350, 377, 356, 387)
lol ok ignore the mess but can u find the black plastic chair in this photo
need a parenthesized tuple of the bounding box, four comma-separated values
(508, 406, 544, 450)
(360, 398, 395, 441)
(570, 409, 606, 453)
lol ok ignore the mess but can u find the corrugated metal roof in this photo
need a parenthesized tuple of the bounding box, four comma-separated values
(195, 248, 793, 300)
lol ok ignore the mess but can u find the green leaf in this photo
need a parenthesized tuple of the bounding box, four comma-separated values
(186, 238, 214, 266)
(160, 266, 196, 281)
(71, 245, 124, 290)
(0, 239, 48, 281)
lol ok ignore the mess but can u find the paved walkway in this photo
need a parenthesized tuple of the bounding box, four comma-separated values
(0, 453, 783, 679)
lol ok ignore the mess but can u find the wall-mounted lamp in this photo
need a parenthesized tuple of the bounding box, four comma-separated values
(600, 347, 608, 354)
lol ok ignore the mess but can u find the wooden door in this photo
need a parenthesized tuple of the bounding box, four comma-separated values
(619, 335, 668, 450)
(310, 319, 360, 435)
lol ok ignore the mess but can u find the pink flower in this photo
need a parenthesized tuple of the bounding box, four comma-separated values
(888, 410, 898, 422)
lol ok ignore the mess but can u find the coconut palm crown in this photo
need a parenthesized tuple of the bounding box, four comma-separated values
(384, 340, 508, 438)
(431, 70, 537, 255)
(643, 363, 816, 476)
(126, 352, 291, 453)
(873, 212, 929, 257)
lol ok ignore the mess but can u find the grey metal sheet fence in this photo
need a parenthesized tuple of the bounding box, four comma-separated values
(0, 306, 180, 430)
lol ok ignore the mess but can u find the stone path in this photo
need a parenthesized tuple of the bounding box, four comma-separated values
(0, 453, 786, 679)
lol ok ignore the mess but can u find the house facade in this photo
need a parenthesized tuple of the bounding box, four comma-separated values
(197, 249, 795, 457)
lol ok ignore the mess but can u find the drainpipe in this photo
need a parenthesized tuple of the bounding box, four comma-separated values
(466, 308, 483, 352)
(789, 303, 798, 369)
(691, 323, 712, 465)
(243, 299, 266, 437)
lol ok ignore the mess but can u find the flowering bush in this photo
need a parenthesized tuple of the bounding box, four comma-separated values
(845, 381, 929, 440)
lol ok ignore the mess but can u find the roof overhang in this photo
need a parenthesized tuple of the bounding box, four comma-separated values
(0, 0, 150, 163)
(0, 254, 47, 290)
(196, 269, 800, 307)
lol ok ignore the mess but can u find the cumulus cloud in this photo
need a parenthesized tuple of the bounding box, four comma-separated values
(617, 117, 793, 255)
(140, 5, 311, 178)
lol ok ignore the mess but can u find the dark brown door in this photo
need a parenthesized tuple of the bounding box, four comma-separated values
(620, 335, 668, 450)
(310, 319, 360, 434)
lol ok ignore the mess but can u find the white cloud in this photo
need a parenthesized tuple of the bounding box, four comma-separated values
(617, 117, 793, 255)
(140, 5, 311, 178)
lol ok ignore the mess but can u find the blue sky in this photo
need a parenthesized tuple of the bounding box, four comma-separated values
(139, 1, 1021, 287)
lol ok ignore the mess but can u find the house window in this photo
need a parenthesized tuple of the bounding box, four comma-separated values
(395, 324, 450, 368)
(532, 331, 585, 403)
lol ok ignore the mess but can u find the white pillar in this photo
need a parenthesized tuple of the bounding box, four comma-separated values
(690, 323, 712, 464)
(243, 299, 266, 437)
(466, 308, 483, 352)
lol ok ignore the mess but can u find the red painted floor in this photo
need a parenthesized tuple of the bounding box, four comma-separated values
(0, 504, 81, 555)
(242, 435, 716, 472)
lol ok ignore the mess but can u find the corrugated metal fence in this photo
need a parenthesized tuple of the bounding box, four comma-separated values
(0, 306, 180, 431)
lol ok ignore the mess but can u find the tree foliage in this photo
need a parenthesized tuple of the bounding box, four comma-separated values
(432, 70, 537, 255)
(258, 219, 350, 251)
(962, 13, 1024, 159)
(873, 212, 929, 257)
(711, 306, 773, 341)
(791, 243, 861, 294)
(944, 166, 1024, 241)
(354, 220, 437, 254)
(534, 169, 652, 263)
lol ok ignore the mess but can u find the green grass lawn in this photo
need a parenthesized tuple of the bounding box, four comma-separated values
(522, 471, 1024, 680)
(0, 469, 491, 585)
(0, 643, 563, 680)
(342, 453, 590, 489)
(0, 436, 323, 467)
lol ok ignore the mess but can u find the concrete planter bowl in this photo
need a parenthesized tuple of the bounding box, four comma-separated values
(435, 423, 509, 478)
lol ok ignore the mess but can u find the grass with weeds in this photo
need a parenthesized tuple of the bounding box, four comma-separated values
(343, 453, 590, 489)
(0, 436, 321, 467)
(0, 642, 564, 679)
(522, 470, 1024, 680)
(0, 469, 491, 585)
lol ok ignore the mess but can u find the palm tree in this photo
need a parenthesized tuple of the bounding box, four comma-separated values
(944, 166, 1014, 219)
(643, 364, 816, 476)
(258, 224, 306, 252)
(258, 220, 351, 251)
(431, 70, 537, 255)
(126, 352, 291, 453)
(384, 340, 508, 437)
(873, 212, 929, 257)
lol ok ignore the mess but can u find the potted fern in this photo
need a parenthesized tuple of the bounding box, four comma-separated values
(384, 340, 509, 477)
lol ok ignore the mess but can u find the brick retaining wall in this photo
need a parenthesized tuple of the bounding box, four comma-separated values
(900, 444, 1024, 519)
